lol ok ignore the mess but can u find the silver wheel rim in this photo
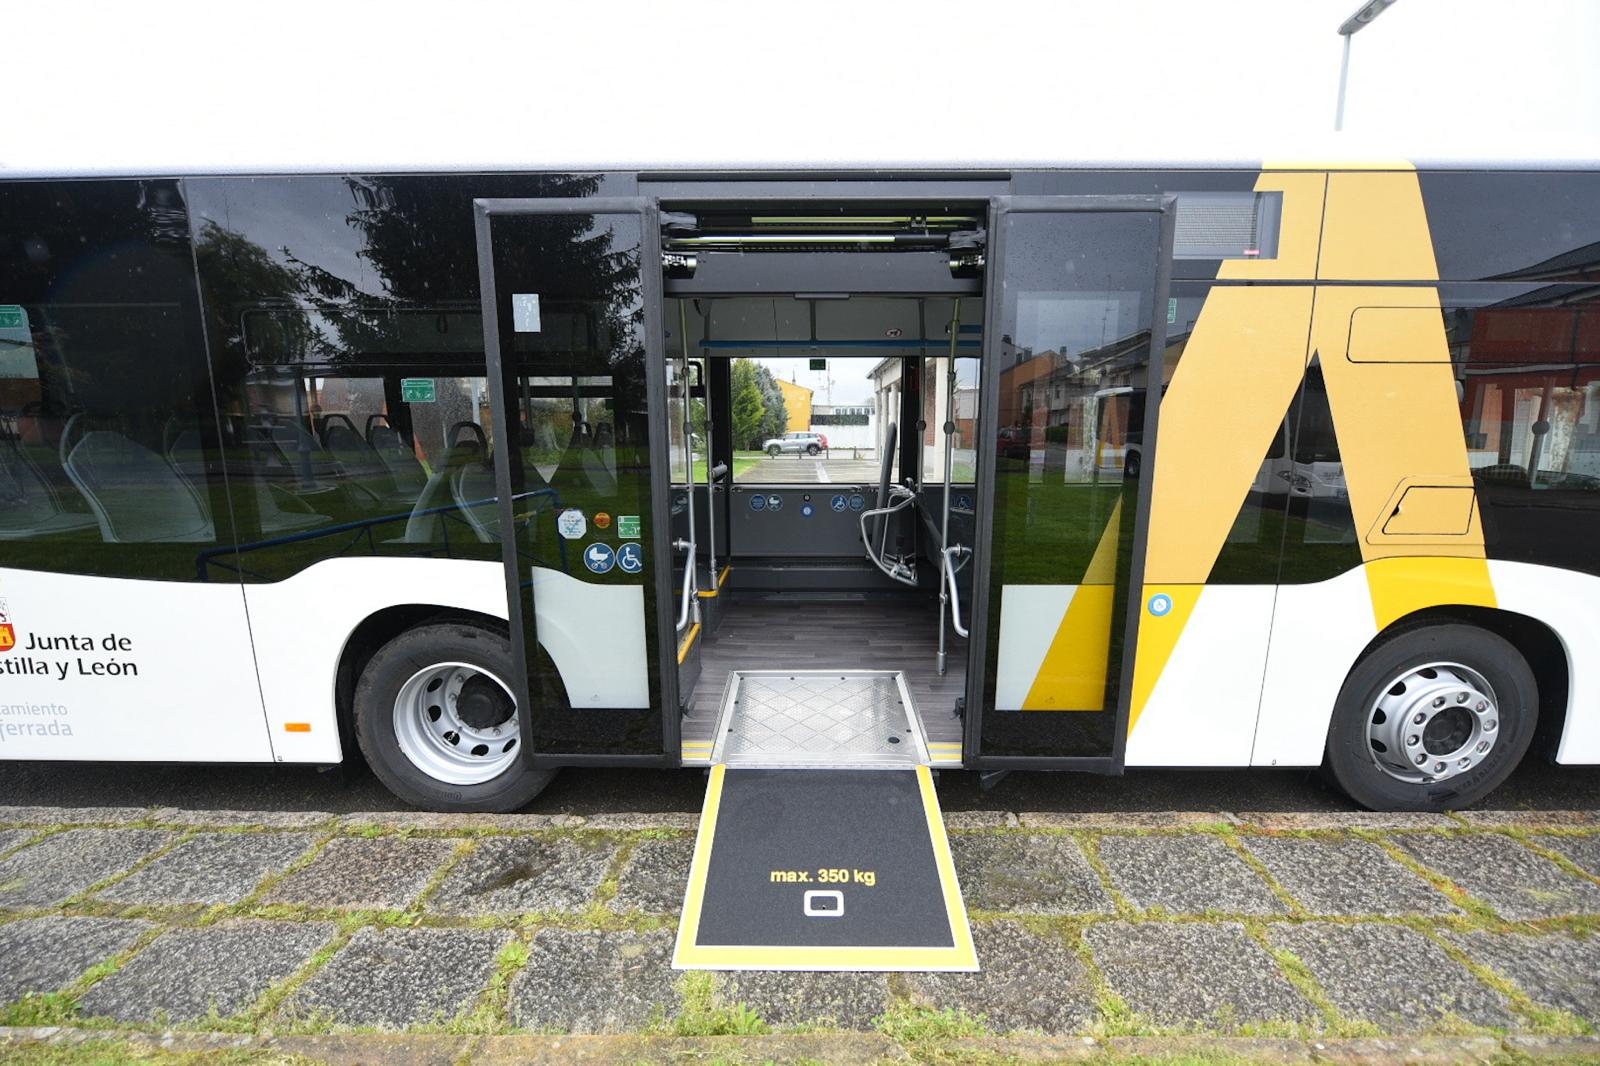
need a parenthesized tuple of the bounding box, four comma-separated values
(1367, 660, 1499, 785)
(392, 662, 520, 786)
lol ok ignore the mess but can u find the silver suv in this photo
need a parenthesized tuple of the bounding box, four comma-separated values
(763, 431, 826, 457)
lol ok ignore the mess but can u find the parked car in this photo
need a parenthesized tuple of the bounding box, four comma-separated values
(764, 431, 826, 456)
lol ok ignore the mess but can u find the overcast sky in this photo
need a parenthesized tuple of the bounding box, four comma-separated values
(6, 0, 1598, 173)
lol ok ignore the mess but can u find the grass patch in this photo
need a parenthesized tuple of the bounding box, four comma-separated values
(0, 991, 77, 1027)
(0, 1040, 317, 1065)
(874, 1000, 988, 1042)
(666, 971, 769, 1037)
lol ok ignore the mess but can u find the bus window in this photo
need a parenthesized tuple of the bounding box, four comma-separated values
(0, 180, 232, 581)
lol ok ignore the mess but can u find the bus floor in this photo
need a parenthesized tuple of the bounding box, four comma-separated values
(679, 598, 967, 755)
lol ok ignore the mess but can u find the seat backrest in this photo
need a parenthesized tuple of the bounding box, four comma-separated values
(403, 439, 482, 543)
(369, 423, 430, 494)
(63, 422, 214, 543)
(0, 438, 71, 533)
(451, 457, 500, 543)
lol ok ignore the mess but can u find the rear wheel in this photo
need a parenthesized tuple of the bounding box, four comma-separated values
(354, 622, 555, 812)
(1325, 623, 1537, 811)
(805, 443, 820, 456)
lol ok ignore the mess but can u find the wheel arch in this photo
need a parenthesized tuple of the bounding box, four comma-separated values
(1348, 604, 1569, 763)
(334, 604, 510, 753)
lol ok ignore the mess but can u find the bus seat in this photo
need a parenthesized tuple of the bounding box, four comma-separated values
(367, 414, 429, 495)
(61, 416, 214, 543)
(0, 437, 98, 540)
(451, 456, 500, 543)
(401, 426, 485, 544)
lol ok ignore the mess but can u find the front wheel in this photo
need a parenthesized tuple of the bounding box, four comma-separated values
(767, 444, 781, 457)
(354, 622, 556, 812)
(1324, 623, 1537, 812)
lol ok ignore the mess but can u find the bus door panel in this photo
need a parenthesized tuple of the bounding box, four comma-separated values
(969, 197, 1175, 767)
(475, 199, 677, 763)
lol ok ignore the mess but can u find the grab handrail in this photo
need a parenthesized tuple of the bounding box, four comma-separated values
(942, 544, 972, 639)
(858, 485, 920, 587)
(674, 537, 697, 631)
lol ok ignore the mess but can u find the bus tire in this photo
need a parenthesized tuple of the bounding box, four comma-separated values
(353, 622, 556, 813)
(1325, 623, 1536, 812)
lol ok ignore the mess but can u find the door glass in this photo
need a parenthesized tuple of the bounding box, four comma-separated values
(982, 210, 1164, 758)
(488, 210, 664, 756)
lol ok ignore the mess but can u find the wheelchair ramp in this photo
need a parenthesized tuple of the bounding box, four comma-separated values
(710, 670, 930, 768)
(673, 765, 977, 972)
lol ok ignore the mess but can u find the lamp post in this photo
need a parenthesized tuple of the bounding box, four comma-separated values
(1335, 0, 1401, 131)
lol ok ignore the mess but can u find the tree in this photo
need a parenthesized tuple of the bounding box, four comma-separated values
(730, 359, 767, 448)
(752, 363, 789, 443)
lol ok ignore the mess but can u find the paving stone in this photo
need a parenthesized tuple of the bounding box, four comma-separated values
(1271, 922, 1515, 1031)
(719, 971, 890, 1031)
(264, 837, 456, 910)
(339, 811, 556, 832)
(611, 837, 694, 913)
(97, 831, 316, 906)
(1085, 921, 1313, 1029)
(1018, 811, 1241, 830)
(510, 929, 678, 1033)
(1097, 834, 1283, 915)
(1395, 833, 1600, 919)
(0, 829, 174, 907)
(0, 805, 153, 826)
(77, 919, 335, 1023)
(1244, 836, 1459, 916)
(1237, 811, 1457, 831)
(1531, 833, 1600, 878)
(428, 836, 616, 915)
(149, 808, 336, 829)
(0, 829, 36, 856)
(287, 925, 507, 1029)
(1455, 810, 1600, 828)
(904, 920, 1097, 1034)
(1445, 930, 1600, 1022)
(0, 916, 152, 1003)
(949, 834, 1113, 914)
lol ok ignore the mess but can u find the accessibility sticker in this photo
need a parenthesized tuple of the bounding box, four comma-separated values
(848, 494, 866, 512)
(618, 514, 640, 539)
(557, 509, 587, 540)
(801, 503, 814, 518)
(830, 494, 848, 513)
(766, 495, 784, 512)
(617, 542, 643, 574)
(749, 495, 766, 512)
(583, 543, 615, 574)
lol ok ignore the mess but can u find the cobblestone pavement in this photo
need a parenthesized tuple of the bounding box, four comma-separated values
(2, 802, 1600, 1049)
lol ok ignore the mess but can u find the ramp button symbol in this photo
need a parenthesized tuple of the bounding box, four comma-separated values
(583, 543, 615, 574)
(803, 890, 845, 917)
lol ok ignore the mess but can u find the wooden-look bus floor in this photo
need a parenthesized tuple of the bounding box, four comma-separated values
(680, 599, 968, 750)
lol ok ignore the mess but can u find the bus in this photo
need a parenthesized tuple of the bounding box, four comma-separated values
(1, 164, 1597, 814)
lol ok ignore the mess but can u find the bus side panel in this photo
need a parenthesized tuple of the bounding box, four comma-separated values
(0, 567, 270, 761)
(1122, 585, 1275, 767)
(1489, 561, 1600, 765)
(243, 557, 507, 764)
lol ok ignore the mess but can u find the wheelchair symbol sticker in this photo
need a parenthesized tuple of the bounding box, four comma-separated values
(583, 543, 615, 574)
(616, 542, 643, 574)
(956, 494, 973, 510)
(749, 494, 766, 512)
(830, 494, 848, 513)
(1148, 593, 1173, 617)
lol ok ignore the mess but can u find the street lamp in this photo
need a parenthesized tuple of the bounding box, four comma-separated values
(1335, 0, 1401, 131)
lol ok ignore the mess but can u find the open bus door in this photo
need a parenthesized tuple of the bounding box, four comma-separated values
(475, 198, 679, 766)
(966, 196, 1176, 769)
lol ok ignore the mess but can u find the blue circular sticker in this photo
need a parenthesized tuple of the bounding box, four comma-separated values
(616, 542, 643, 574)
(1148, 593, 1173, 617)
(830, 494, 848, 513)
(766, 494, 784, 512)
(749, 494, 766, 512)
(583, 542, 616, 574)
(848, 494, 866, 512)
(957, 494, 973, 510)
(801, 503, 814, 517)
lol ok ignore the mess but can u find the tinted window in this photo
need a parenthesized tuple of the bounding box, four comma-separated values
(0, 180, 230, 581)
(1421, 172, 1600, 282)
